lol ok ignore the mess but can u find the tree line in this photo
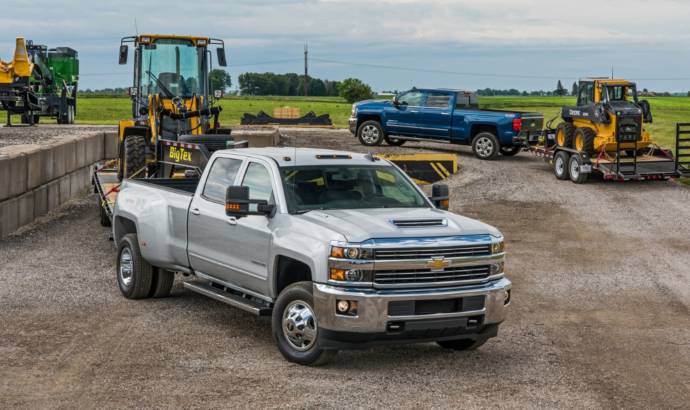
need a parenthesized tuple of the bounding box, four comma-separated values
(237, 72, 341, 97)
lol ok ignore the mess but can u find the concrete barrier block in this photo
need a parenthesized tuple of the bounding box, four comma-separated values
(75, 135, 89, 168)
(53, 140, 67, 179)
(104, 131, 119, 159)
(87, 133, 104, 164)
(42, 145, 55, 183)
(0, 197, 19, 238)
(18, 191, 34, 228)
(70, 167, 90, 196)
(47, 179, 60, 211)
(0, 145, 30, 200)
(33, 184, 49, 218)
(59, 174, 71, 204)
(231, 126, 280, 148)
(25, 145, 48, 191)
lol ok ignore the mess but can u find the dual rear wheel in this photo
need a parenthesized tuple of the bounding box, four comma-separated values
(553, 151, 589, 183)
(117, 233, 175, 299)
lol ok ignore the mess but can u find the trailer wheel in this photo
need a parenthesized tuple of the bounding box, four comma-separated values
(117, 233, 154, 299)
(555, 123, 575, 148)
(273, 282, 337, 366)
(120, 135, 146, 180)
(472, 132, 500, 160)
(568, 155, 589, 184)
(554, 151, 570, 180)
(357, 120, 384, 146)
(148, 268, 175, 298)
(99, 200, 111, 227)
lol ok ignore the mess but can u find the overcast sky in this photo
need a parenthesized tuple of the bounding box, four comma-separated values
(2, 0, 690, 92)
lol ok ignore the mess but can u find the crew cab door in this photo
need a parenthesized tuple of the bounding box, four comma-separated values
(384, 90, 426, 136)
(188, 157, 275, 296)
(419, 91, 453, 138)
(187, 156, 246, 285)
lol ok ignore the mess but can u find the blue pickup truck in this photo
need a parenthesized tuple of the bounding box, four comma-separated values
(348, 88, 543, 160)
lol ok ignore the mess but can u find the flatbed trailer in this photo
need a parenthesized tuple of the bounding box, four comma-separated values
(514, 122, 690, 183)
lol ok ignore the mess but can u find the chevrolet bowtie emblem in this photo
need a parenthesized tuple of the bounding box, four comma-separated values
(427, 257, 450, 271)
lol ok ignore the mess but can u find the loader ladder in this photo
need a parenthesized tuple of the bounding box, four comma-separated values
(676, 123, 690, 176)
(615, 136, 637, 177)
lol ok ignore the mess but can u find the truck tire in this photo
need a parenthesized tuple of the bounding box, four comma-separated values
(500, 145, 521, 156)
(471, 132, 500, 160)
(437, 338, 487, 351)
(384, 135, 406, 146)
(117, 233, 154, 299)
(553, 151, 570, 180)
(568, 154, 589, 184)
(272, 282, 337, 366)
(121, 135, 146, 180)
(574, 127, 595, 154)
(357, 120, 384, 146)
(148, 268, 175, 298)
(555, 123, 575, 148)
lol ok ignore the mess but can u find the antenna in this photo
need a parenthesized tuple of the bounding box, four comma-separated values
(303, 42, 309, 96)
(134, 18, 139, 35)
(611, 65, 614, 79)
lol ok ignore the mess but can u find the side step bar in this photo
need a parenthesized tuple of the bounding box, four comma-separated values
(183, 281, 272, 316)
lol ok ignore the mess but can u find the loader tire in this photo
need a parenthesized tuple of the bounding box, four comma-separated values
(555, 123, 575, 148)
(574, 127, 596, 154)
(120, 135, 146, 180)
(117, 233, 154, 299)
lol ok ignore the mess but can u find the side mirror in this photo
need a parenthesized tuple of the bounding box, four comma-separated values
(430, 183, 449, 210)
(225, 186, 274, 218)
(214, 89, 224, 99)
(118, 45, 128, 65)
(393, 96, 400, 106)
(217, 48, 227, 67)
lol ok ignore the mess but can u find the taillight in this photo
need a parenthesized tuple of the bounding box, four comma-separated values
(512, 118, 522, 133)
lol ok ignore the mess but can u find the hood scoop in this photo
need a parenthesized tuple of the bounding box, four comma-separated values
(391, 218, 447, 228)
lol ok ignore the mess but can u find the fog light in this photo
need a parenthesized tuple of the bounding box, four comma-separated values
(337, 300, 350, 313)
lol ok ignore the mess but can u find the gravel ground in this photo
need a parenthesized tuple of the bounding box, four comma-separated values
(1, 128, 689, 409)
(0, 125, 114, 148)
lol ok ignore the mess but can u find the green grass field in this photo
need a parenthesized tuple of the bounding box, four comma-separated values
(20, 94, 690, 150)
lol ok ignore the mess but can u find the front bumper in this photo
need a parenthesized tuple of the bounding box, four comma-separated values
(348, 116, 357, 134)
(313, 278, 511, 348)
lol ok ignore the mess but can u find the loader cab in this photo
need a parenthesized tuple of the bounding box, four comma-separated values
(118, 35, 226, 121)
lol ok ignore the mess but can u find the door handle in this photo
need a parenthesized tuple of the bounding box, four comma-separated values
(190, 208, 201, 216)
(226, 217, 237, 225)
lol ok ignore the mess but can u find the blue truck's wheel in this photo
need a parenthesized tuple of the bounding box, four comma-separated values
(357, 120, 384, 146)
(471, 132, 500, 160)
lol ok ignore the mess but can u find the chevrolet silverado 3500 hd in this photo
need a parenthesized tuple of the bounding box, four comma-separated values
(112, 147, 511, 365)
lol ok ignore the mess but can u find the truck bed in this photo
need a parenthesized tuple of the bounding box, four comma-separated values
(135, 178, 200, 194)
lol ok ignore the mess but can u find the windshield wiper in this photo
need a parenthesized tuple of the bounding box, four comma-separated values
(146, 70, 175, 99)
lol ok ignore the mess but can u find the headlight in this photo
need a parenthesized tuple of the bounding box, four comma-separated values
(330, 246, 371, 259)
(351, 104, 357, 116)
(491, 240, 505, 254)
(329, 268, 372, 283)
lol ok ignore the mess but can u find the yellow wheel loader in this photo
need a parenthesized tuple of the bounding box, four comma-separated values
(116, 34, 233, 180)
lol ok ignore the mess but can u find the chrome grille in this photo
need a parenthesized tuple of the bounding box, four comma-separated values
(374, 265, 490, 286)
(374, 245, 491, 260)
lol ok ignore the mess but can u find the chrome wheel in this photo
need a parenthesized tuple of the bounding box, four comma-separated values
(119, 247, 134, 287)
(282, 299, 318, 351)
(360, 124, 380, 144)
(475, 136, 494, 158)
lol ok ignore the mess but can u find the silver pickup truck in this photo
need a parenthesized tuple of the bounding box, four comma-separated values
(112, 147, 511, 365)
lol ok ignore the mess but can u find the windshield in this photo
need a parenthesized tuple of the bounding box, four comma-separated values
(281, 165, 429, 213)
(603, 84, 637, 103)
(139, 39, 204, 98)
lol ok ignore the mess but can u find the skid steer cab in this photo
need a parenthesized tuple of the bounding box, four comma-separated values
(116, 34, 233, 180)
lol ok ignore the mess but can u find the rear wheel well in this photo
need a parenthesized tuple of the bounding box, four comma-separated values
(114, 216, 137, 244)
(275, 256, 312, 296)
(471, 124, 498, 139)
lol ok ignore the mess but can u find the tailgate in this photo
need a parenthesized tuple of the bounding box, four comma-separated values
(519, 112, 544, 134)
